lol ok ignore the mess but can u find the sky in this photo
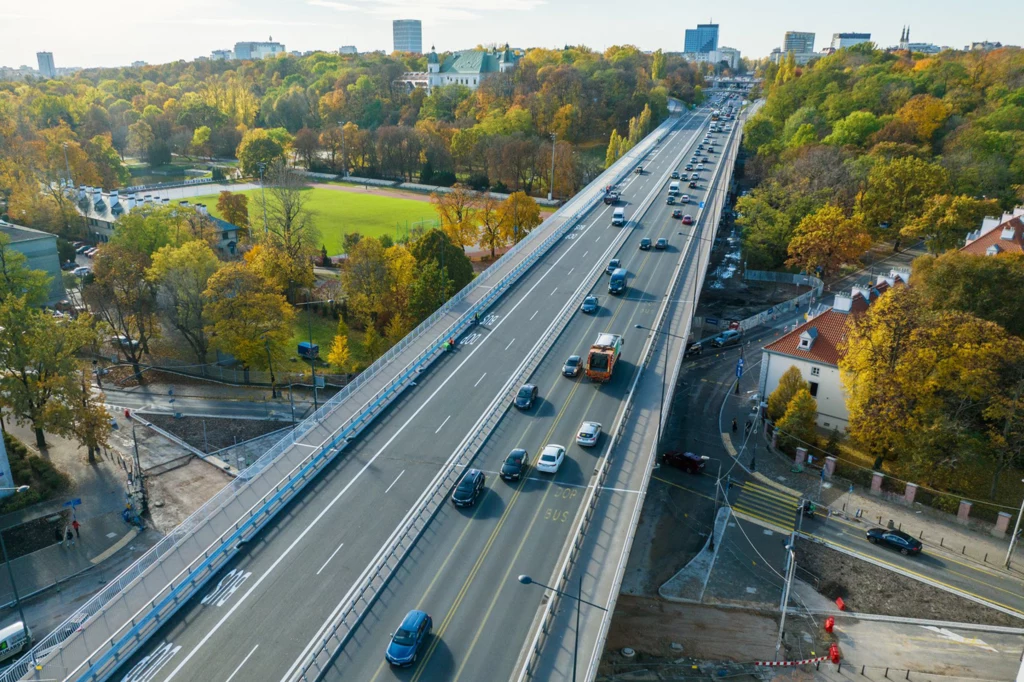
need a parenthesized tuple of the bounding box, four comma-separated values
(2, 0, 1022, 70)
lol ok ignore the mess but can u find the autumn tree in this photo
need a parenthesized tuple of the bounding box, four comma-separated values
(342, 237, 391, 325)
(293, 127, 321, 169)
(204, 262, 295, 370)
(499, 191, 543, 245)
(327, 317, 351, 371)
(253, 162, 320, 299)
(476, 192, 508, 259)
(775, 389, 819, 450)
(236, 128, 286, 177)
(913, 251, 1024, 338)
(786, 204, 871, 278)
(431, 186, 479, 249)
(217, 191, 251, 237)
(147, 240, 221, 364)
(858, 155, 949, 237)
(768, 366, 809, 422)
(902, 194, 999, 254)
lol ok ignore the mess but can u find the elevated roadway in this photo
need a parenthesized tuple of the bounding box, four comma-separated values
(81, 104, 724, 682)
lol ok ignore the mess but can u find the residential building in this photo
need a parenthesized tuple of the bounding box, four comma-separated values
(831, 32, 872, 50)
(963, 207, 1024, 256)
(0, 65, 37, 82)
(234, 39, 285, 60)
(339, 46, 358, 55)
(131, 61, 147, 68)
(211, 49, 233, 60)
(72, 187, 240, 255)
(757, 272, 908, 430)
(906, 43, 943, 54)
(398, 45, 520, 94)
(0, 221, 65, 305)
(968, 40, 1006, 51)
(784, 31, 815, 54)
(706, 46, 741, 69)
(36, 51, 55, 79)
(684, 23, 720, 55)
(393, 19, 423, 54)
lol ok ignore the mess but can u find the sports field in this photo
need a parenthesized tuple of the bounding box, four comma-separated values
(187, 186, 439, 254)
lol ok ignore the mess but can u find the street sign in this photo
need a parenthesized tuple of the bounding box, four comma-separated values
(736, 359, 745, 378)
(705, 317, 719, 326)
(699, 201, 706, 209)
(63, 498, 82, 508)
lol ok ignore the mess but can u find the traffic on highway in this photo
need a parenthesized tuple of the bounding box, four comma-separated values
(100, 97, 741, 682)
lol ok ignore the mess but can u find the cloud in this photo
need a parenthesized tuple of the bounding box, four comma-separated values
(308, 0, 358, 10)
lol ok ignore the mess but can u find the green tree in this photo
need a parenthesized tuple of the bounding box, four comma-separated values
(902, 194, 1000, 254)
(217, 191, 250, 236)
(191, 126, 212, 158)
(913, 251, 1024, 338)
(236, 128, 286, 177)
(605, 129, 623, 167)
(499, 191, 542, 245)
(823, 111, 882, 147)
(410, 228, 474, 294)
(147, 240, 221, 364)
(362, 323, 386, 362)
(651, 49, 666, 81)
(859, 156, 949, 236)
(768, 366, 809, 422)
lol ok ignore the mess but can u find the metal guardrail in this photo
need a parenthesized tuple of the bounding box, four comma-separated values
(287, 111, 686, 680)
(515, 107, 743, 682)
(4, 110, 685, 682)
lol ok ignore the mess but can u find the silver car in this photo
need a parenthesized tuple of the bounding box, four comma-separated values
(576, 421, 602, 447)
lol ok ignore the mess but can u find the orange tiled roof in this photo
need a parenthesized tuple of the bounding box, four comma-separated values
(961, 217, 1024, 256)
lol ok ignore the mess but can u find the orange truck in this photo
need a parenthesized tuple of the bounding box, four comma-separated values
(585, 333, 623, 382)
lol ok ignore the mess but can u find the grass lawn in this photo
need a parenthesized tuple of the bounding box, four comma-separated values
(186, 187, 439, 254)
(283, 310, 372, 374)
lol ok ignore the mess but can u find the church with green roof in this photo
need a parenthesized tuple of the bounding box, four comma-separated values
(398, 45, 520, 94)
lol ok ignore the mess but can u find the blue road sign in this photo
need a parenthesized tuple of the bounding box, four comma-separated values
(705, 317, 719, 326)
(63, 498, 82, 508)
(699, 201, 706, 209)
(736, 358, 745, 378)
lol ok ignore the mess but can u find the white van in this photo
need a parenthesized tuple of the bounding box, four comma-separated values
(668, 181, 680, 195)
(612, 208, 625, 226)
(0, 622, 31, 664)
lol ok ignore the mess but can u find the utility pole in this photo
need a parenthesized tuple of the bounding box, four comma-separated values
(775, 544, 796, 661)
(258, 162, 269, 235)
(548, 132, 556, 201)
(264, 337, 278, 398)
(337, 121, 347, 178)
(1006, 478, 1024, 568)
(62, 142, 73, 188)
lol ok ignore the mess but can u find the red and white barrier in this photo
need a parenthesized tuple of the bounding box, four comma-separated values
(755, 655, 828, 667)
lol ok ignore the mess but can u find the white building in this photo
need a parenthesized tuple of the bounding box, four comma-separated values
(758, 273, 907, 430)
(831, 32, 872, 50)
(234, 40, 285, 60)
(398, 45, 519, 94)
(211, 49, 233, 61)
(36, 51, 55, 79)
(339, 46, 358, 55)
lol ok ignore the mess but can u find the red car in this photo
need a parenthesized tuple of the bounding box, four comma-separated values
(682, 215, 694, 225)
(661, 451, 708, 474)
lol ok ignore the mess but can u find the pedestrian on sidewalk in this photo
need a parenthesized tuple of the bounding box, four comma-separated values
(72, 519, 80, 538)
(731, 418, 737, 433)
(744, 421, 752, 436)
(65, 527, 75, 547)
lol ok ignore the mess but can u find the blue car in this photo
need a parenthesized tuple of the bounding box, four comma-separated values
(385, 610, 432, 666)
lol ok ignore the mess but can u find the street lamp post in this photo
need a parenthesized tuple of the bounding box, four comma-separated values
(1, 486, 32, 650)
(263, 337, 278, 399)
(257, 162, 269, 235)
(295, 299, 334, 413)
(775, 543, 797, 661)
(548, 132, 556, 202)
(1005, 478, 1024, 569)
(517, 574, 607, 681)
(337, 122, 347, 178)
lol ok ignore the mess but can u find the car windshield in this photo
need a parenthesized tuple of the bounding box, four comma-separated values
(566, 357, 579, 366)
(457, 478, 475, 492)
(392, 628, 417, 646)
(505, 453, 523, 466)
(518, 387, 532, 399)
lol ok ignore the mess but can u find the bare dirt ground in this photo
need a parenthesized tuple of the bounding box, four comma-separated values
(145, 458, 233, 534)
(144, 414, 292, 453)
(795, 539, 1021, 626)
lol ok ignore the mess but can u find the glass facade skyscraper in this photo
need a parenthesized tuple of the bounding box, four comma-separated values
(393, 20, 423, 54)
(684, 24, 719, 54)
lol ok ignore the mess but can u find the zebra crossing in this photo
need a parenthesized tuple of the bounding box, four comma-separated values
(731, 479, 800, 533)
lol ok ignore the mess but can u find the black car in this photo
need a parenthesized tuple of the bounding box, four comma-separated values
(866, 528, 923, 555)
(515, 384, 538, 409)
(563, 355, 582, 377)
(685, 341, 703, 357)
(500, 449, 528, 481)
(688, 181, 698, 189)
(639, 237, 652, 250)
(655, 238, 668, 250)
(452, 469, 486, 506)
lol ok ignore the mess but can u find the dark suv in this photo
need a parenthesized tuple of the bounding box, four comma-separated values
(385, 610, 432, 666)
(500, 449, 529, 481)
(452, 469, 486, 506)
(661, 451, 708, 474)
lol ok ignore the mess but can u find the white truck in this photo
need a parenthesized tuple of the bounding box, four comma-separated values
(668, 181, 680, 195)
(612, 207, 625, 226)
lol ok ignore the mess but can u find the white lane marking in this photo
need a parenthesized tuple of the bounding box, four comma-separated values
(551, 288, 558, 296)
(595, 237, 601, 242)
(224, 644, 259, 682)
(384, 470, 405, 494)
(295, 443, 317, 449)
(567, 268, 574, 276)
(316, 543, 345, 576)
(920, 626, 998, 653)
(472, 469, 642, 494)
(122, 642, 182, 682)
(434, 415, 451, 434)
(504, 338, 516, 351)
(474, 372, 487, 387)
(530, 310, 538, 321)
(201, 569, 252, 607)
(582, 251, 588, 259)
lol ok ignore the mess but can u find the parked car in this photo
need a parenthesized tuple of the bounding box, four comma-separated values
(581, 296, 599, 314)
(660, 451, 708, 474)
(451, 469, 486, 507)
(639, 237, 652, 250)
(501, 449, 529, 481)
(606, 259, 621, 274)
(536, 444, 566, 473)
(562, 355, 582, 377)
(75, 245, 90, 255)
(685, 341, 703, 357)
(866, 528, 923, 555)
(60, 261, 77, 271)
(670, 171, 680, 179)
(385, 610, 432, 666)
(514, 384, 538, 409)
(655, 238, 668, 250)
(576, 421, 602, 447)
(72, 266, 91, 277)
(681, 215, 694, 225)
(711, 329, 741, 347)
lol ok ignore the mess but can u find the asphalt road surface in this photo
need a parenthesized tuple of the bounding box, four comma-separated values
(107, 105, 725, 682)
